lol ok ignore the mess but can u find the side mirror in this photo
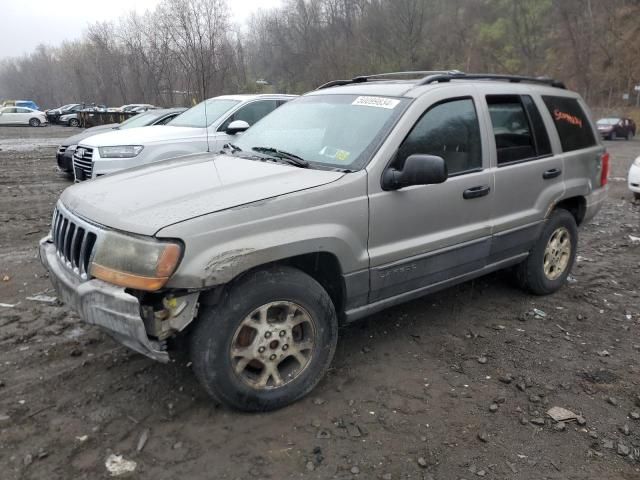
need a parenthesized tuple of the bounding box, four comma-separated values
(382, 154, 448, 191)
(225, 120, 250, 135)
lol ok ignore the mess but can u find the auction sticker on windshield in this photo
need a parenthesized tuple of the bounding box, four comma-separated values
(352, 96, 400, 109)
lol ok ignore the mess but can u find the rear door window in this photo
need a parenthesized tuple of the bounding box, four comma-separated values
(542, 96, 596, 152)
(487, 95, 551, 165)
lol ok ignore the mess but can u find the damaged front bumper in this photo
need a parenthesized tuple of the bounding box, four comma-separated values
(39, 237, 170, 362)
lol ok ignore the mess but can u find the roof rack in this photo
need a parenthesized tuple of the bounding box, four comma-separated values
(316, 70, 463, 90)
(416, 72, 566, 89)
(316, 70, 565, 90)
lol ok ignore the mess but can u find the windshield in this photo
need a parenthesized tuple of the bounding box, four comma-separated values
(168, 98, 240, 128)
(118, 112, 158, 129)
(597, 118, 620, 125)
(233, 94, 407, 169)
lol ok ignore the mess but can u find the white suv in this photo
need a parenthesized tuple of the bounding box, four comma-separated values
(72, 94, 296, 181)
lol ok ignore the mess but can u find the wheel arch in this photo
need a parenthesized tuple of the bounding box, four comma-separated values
(553, 196, 586, 226)
(198, 251, 347, 319)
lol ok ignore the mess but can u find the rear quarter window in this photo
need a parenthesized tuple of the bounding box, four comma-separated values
(542, 96, 596, 152)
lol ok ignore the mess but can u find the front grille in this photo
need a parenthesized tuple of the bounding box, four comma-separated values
(73, 146, 93, 180)
(51, 207, 98, 279)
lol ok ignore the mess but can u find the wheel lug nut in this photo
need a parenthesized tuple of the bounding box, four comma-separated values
(269, 354, 276, 361)
(282, 344, 289, 351)
(264, 331, 272, 338)
(258, 346, 265, 353)
(279, 330, 286, 337)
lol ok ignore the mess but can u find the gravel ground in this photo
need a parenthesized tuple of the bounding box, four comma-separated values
(0, 125, 639, 479)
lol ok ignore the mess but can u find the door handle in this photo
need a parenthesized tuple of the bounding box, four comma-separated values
(463, 185, 491, 199)
(543, 168, 562, 179)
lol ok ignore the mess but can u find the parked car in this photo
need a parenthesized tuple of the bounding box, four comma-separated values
(59, 105, 108, 127)
(0, 106, 47, 126)
(57, 108, 187, 176)
(72, 94, 295, 181)
(1, 100, 41, 111)
(596, 117, 636, 140)
(628, 155, 640, 200)
(46, 104, 84, 124)
(40, 71, 608, 411)
(111, 104, 157, 113)
(130, 105, 158, 113)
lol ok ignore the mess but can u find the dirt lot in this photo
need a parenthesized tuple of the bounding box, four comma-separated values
(0, 125, 639, 480)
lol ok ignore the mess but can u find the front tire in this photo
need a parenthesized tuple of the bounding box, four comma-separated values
(29, 118, 40, 127)
(190, 266, 338, 412)
(517, 209, 578, 295)
(69, 118, 80, 127)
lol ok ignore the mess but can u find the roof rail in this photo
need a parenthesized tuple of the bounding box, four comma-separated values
(415, 72, 566, 89)
(316, 70, 463, 90)
(316, 70, 566, 90)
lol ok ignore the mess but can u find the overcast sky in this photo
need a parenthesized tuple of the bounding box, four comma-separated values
(0, 0, 281, 59)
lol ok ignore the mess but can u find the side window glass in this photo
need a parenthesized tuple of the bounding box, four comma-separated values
(487, 95, 535, 165)
(486, 95, 551, 165)
(156, 115, 174, 125)
(17, 108, 30, 113)
(542, 96, 595, 152)
(219, 100, 278, 131)
(396, 98, 482, 175)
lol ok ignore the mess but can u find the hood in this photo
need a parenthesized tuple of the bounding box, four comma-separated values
(61, 124, 118, 146)
(79, 125, 205, 147)
(60, 154, 345, 236)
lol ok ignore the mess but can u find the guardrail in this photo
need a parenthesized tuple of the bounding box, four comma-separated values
(78, 111, 139, 128)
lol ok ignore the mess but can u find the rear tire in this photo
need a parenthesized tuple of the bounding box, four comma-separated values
(627, 131, 633, 141)
(29, 118, 40, 127)
(516, 209, 578, 295)
(190, 266, 338, 412)
(69, 118, 80, 127)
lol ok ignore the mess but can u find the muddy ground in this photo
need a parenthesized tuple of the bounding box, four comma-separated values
(0, 125, 639, 480)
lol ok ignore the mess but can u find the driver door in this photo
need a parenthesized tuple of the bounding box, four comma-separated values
(367, 91, 494, 302)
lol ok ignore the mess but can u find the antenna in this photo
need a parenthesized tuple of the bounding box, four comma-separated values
(203, 92, 210, 152)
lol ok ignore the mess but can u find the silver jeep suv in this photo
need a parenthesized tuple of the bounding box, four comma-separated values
(40, 71, 609, 411)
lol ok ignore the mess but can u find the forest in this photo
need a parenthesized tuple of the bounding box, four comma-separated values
(1, 0, 639, 109)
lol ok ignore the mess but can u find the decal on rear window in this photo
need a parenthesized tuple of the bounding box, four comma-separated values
(352, 96, 400, 109)
(553, 109, 583, 128)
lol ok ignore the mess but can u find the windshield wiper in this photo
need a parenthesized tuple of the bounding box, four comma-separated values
(252, 146, 309, 168)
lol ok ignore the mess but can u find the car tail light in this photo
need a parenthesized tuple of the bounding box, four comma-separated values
(600, 151, 610, 186)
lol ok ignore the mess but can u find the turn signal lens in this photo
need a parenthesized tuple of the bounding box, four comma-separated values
(91, 264, 169, 291)
(156, 243, 182, 277)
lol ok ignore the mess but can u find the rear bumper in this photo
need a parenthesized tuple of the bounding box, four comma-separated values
(39, 237, 169, 362)
(583, 186, 608, 224)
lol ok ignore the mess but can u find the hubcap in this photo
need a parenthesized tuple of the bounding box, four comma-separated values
(230, 301, 316, 390)
(543, 227, 571, 280)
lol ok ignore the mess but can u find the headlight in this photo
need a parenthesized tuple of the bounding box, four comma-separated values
(90, 231, 182, 291)
(99, 145, 144, 158)
(634, 157, 640, 167)
(67, 144, 77, 152)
